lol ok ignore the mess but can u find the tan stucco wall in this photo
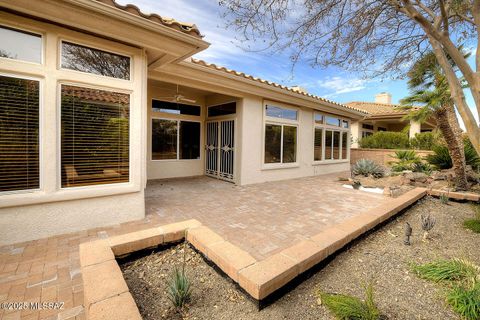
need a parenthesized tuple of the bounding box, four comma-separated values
(0, 191, 144, 245)
(238, 97, 350, 185)
(146, 84, 206, 180)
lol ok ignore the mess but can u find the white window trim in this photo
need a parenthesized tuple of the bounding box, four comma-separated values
(150, 117, 202, 162)
(57, 82, 133, 191)
(262, 101, 299, 169)
(58, 38, 134, 82)
(264, 101, 299, 123)
(313, 112, 350, 164)
(0, 72, 44, 196)
(0, 23, 45, 65)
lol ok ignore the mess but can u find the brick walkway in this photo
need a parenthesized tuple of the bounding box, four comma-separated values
(0, 173, 388, 319)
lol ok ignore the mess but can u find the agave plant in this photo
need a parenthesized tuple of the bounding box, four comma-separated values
(352, 159, 385, 178)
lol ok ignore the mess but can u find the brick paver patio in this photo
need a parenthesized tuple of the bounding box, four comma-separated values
(0, 173, 388, 319)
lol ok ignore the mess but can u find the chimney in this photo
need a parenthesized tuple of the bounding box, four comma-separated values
(375, 92, 392, 104)
(290, 85, 307, 94)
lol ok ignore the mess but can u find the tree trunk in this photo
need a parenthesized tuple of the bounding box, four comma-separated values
(434, 104, 468, 190)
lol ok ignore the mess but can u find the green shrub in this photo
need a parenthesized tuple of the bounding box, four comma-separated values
(352, 159, 385, 178)
(167, 266, 192, 309)
(359, 131, 410, 149)
(410, 132, 442, 150)
(317, 283, 380, 320)
(426, 138, 480, 170)
(413, 258, 480, 320)
(446, 283, 480, 320)
(389, 150, 431, 173)
(412, 259, 479, 284)
(464, 219, 480, 233)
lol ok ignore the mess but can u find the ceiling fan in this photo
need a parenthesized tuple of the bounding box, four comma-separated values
(158, 84, 196, 104)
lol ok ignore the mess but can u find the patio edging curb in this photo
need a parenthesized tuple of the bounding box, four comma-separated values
(80, 187, 429, 319)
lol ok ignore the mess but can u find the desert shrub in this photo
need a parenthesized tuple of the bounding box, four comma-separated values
(413, 258, 480, 320)
(440, 193, 450, 204)
(390, 150, 431, 173)
(317, 282, 380, 320)
(464, 219, 480, 233)
(412, 259, 480, 284)
(410, 132, 442, 150)
(167, 266, 192, 309)
(352, 159, 385, 178)
(446, 283, 480, 320)
(359, 131, 410, 149)
(426, 138, 480, 170)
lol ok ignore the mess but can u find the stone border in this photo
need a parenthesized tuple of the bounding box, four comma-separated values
(80, 188, 427, 319)
(427, 189, 480, 202)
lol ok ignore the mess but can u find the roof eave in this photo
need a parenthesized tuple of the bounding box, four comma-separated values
(183, 61, 368, 119)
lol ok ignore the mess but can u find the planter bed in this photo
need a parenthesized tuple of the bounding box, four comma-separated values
(119, 198, 479, 320)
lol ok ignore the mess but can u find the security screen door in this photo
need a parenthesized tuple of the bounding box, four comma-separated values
(205, 120, 234, 182)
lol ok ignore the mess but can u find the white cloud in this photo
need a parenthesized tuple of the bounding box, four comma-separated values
(317, 76, 372, 98)
(116, 0, 256, 64)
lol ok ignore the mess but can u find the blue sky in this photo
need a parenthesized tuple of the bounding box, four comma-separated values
(118, 0, 478, 117)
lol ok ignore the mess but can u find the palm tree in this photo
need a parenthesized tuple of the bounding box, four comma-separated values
(401, 51, 468, 190)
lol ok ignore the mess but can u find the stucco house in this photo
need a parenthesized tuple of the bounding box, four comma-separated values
(0, 0, 367, 245)
(348, 92, 435, 148)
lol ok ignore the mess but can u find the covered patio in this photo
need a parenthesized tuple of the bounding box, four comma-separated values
(145, 173, 388, 260)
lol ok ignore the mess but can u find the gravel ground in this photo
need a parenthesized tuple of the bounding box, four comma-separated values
(120, 197, 480, 320)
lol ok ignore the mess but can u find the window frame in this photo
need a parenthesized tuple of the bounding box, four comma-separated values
(313, 112, 350, 164)
(0, 24, 45, 65)
(57, 82, 133, 191)
(58, 39, 133, 82)
(262, 100, 299, 169)
(150, 117, 202, 162)
(206, 100, 237, 119)
(0, 72, 44, 195)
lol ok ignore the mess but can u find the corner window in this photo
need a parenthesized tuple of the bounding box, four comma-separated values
(264, 124, 297, 163)
(0, 75, 40, 192)
(265, 104, 297, 120)
(152, 119, 200, 160)
(152, 100, 200, 116)
(61, 85, 130, 187)
(0, 26, 42, 64)
(61, 41, 130, 80)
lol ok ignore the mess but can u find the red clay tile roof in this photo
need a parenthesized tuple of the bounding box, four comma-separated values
(95, 0, 202, 39)
(345, 101, 419, 116)
(190, 59, 368, 115)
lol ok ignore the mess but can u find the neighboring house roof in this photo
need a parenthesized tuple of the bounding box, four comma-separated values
(190, 59, 368, 116)
(95, 0, 203, 39)
(345, 101, 420, 117)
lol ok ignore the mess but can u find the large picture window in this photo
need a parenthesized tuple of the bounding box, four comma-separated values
(0, 75, 40, 192)
(61, 85, 130, 187)
(61, 41, 130, 80)
(264, 102, 298, 165)
(152, 119, 200, 160)
(314, 112, 349, 162)
(264, 124, 297, 164)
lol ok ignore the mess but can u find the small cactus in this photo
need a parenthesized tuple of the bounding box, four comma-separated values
(421, 214, 436, 241)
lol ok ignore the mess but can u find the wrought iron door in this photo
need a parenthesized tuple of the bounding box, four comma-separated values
(205, 120, 235, 182)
